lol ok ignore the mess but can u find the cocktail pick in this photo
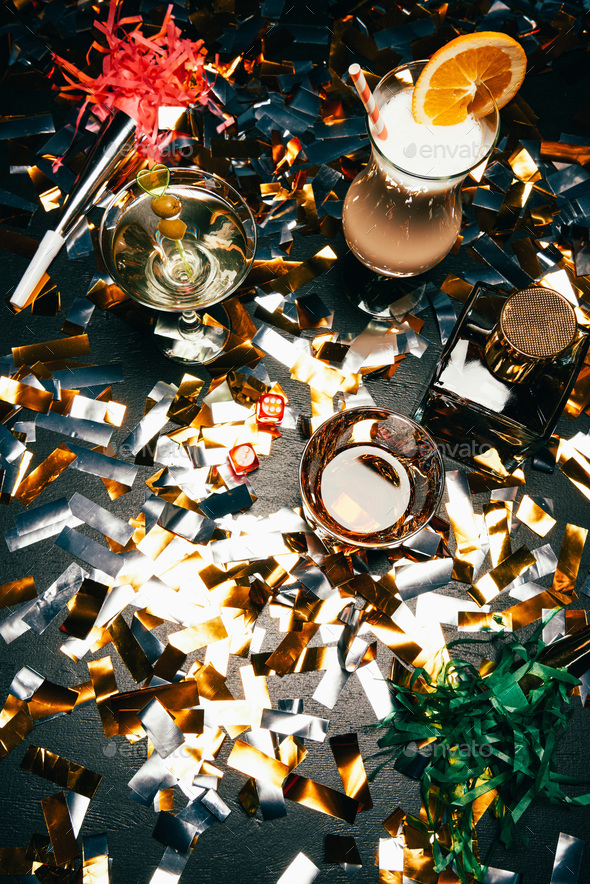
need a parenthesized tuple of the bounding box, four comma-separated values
(136, 165, 170, 197)
(348, 64, 388, 141)
(139, 165, 194, 282)
(10, 110, 137, 312)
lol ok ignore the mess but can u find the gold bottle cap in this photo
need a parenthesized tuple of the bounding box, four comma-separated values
(485, 286, 577, 383)
(500, 286, 577, 359)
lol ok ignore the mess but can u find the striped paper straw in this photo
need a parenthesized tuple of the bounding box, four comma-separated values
(348, 63, 388, 141)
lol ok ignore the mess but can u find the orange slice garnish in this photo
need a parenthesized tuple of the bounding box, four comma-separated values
(412, 32, 527, 126)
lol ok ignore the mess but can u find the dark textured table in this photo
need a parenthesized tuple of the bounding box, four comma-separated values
(1, 6, 590, 883)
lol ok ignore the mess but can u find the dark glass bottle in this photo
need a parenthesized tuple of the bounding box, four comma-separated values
(415, 284, 590, 477)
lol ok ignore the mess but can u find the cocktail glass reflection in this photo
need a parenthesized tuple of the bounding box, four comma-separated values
(99, 167, 257, 364)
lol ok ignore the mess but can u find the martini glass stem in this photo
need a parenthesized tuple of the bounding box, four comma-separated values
(179, 309, 202, 337)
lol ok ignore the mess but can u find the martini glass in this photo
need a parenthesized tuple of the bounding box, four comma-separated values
(99, 167, 257, 364)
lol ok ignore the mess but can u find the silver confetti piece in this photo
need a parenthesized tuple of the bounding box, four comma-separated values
(137, 697, 185, 758)
(22, 562, 87, 634)
(55, 527, 123, 578)
(549, 833, 584, 884)
(260, 708, 329, 742)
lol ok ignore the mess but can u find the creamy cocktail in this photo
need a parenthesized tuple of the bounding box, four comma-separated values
(342, 61, 500, 278)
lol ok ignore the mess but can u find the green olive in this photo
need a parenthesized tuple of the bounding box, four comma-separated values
(151, 194, 181, 218)
(158, 218, 187, 240)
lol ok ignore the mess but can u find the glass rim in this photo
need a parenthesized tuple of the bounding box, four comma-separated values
(298, 406, 445, 550)
(367, 59, 500, 183)
(98, 165, 258, 301)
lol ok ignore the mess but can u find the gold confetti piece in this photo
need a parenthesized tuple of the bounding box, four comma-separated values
(379, 872, 403, 884)
(0, 708, 33, 759)
(169, 617, 228, 654)
(0, 575, 36, 610)
(0, 693, 27, 728)
(516, 495, 556, 537)
(560, 450, 590, 501)
(277, 735, 307, 771)
(238, 777, 259, 815)
(366, 612, 423, 667)
(283, 772, 359, 823)
(484, 501, 512, 567)
(27, 680, 79, 721)
(290, 352, 350, 398)
(341, 573, 400, 619)
(258, 245, 337, 297)
(240, 664, 271, 709)
(205, 635, 231, 677)
(103, 399, 126, 427)
(264, 623, 319, 675)
(136, 523, 178, 561)
(15, 444, 77, 507)
(565, 610, 588, 634)
(109, 681, 199, 720)
(108, 614, 153, 682)
(41, 791, 80, 865)
(440, 273, 473, 302)
(61, 579, 109, 639)
(473, 447, 512, 477)
(403, 844, 437, 884)
(154, 788, 175, 812)
(167, 373, 206, 425)
(472, 786, 498, 826)
(28, 163, 61, 210)
(12, 334, 91, 368)
(153, 644, 187, 682)
(223, 297, 258, 342)
(330, 733, 373, 811)
(383, 808, 405, 836)
(446, 500, 483, 585)
(172, 709, 204, 734)
(82, 834, 109, 884)
(508, 145, 542, 182)
(208, 699, 263, 731)
(466, 469, 526, 494)
(287, 645, 332, 674)
(458, 611, 513, 631)
(227, 739, 290, 788)
(503, 589, 565, 631)
(0, 376, 53, 412)
(552, 523, 588, 598)
(88, 657, 118, 738)
(469, 546, 535, 607)
(73, 682, 95, 706)
(565, 364, 590, 418)
(21, 745, 102, 798)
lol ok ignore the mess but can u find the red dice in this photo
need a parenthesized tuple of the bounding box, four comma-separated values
(256, 392, 285, 425)
(229, 443, 259, 474)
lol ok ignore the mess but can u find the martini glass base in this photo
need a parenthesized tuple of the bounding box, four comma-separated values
(154, 312, 229, 365)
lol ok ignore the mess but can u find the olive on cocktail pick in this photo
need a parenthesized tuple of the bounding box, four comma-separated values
(158, 218, 187, 240)
(151, 194, 187, 241)
(151, 194, 181, 218)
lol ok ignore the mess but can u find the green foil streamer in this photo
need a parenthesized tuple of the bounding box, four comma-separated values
(374, 614, 590, 884)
